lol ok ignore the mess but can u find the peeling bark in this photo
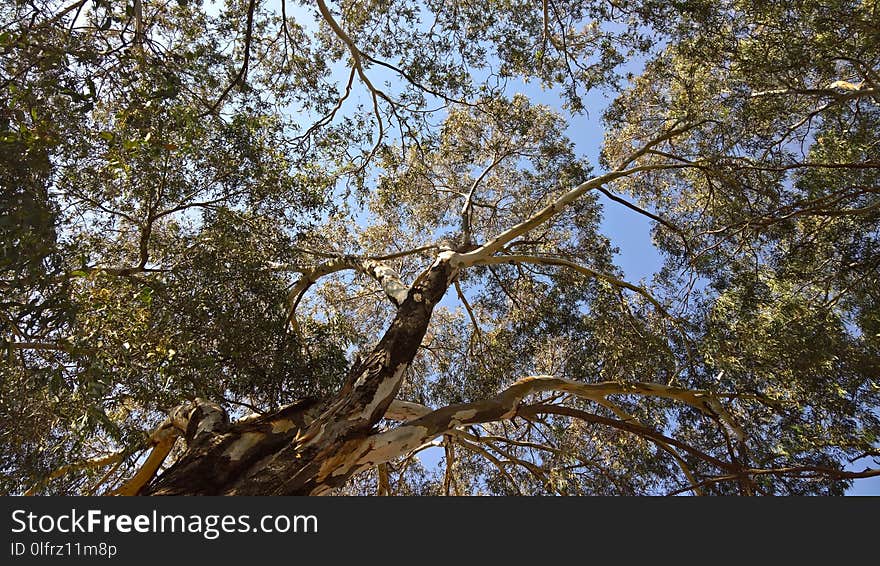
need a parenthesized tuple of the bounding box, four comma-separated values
(142, 398, 323, 495)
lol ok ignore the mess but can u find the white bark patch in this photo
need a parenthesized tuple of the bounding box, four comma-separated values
(357, 425, 429, 466)
(453, 409, 478, 422)
(353, 371, 368, 389)
(447, 407, 481, 429)
(270, 419, 297, 434)
(387, 285, 409, 306)
(363, 260, 409, 305)
(437, 250, 457, 265)
(361, 364, 407, 419)
(237, 412, 262, 423)
(223, 432, 265, 461)
(316, 440, 371, 480)
(327, 448, 370, 478)
(386, 400, 432, 421)
(195, 411, 224, 437)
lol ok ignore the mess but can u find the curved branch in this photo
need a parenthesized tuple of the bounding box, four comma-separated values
(461, 154, 510, 246)
(594, 185, 683, 235)
(455, 436, 523, 494)
(285, 255, 410, 331)
(355, 49, 479, 108)
(350, 376, 747, 474)
(517, 404, 736, 472)
(473, 254, 672, 318)
(440, 123, 702, 268)
(316, 0, 391, 168)
(110, 433, 177, 496)
(24, 449, 135, 496)
(110, 399, 215, 496)
(593, 398, 704, 495)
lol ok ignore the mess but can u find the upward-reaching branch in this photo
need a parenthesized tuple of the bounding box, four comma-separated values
(461, 154, 509, 247)
(316, 0, 392, 166)
(133, 0, 144, 51)
(452, 163, 687, 266)
(443, 124, 697, 267)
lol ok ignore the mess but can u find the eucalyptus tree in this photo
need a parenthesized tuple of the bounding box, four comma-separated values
(2, 0, 878, 496)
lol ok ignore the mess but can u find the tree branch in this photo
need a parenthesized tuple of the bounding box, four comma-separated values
(316, 0, 392, 168)
(473, 254, 672, 318)
(201, 0, 256, 116)
(349, 375, 746, 474)
(461, 154, 509, 247)
(451, 161, 690, 266)
(285, 255, 410, 332)
(376, 463, 391, 495)
(111, 400, 215, 496)
(596, 397, 704, 495)
(24, 449, 134, 496)
(385, 399, 432, 421)
(443, 436, 457, 495)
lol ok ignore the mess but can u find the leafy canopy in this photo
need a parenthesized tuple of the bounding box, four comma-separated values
(2, 0, 878, 495)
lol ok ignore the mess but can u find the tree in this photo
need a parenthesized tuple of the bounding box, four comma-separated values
(1, 0, 878, 496)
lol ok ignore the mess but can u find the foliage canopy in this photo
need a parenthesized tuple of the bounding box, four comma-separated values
(2, 0, 878, 495)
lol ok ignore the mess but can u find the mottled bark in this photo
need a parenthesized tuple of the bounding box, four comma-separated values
(142, 397, 323, 495)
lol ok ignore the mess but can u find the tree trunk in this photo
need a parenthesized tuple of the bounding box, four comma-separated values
(142, 257, 455, 495)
